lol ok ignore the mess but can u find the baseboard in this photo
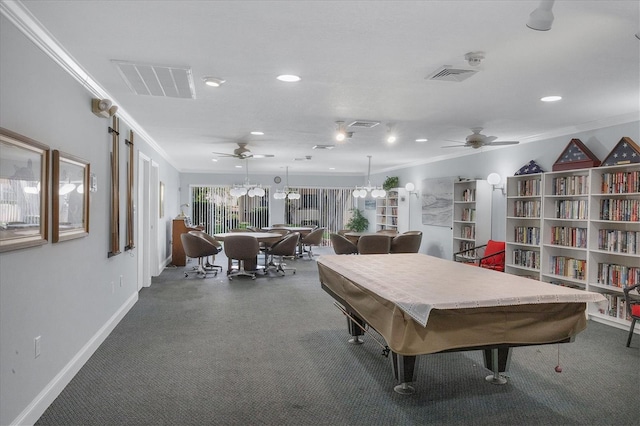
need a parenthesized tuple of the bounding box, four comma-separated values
(10, 291, 139, 426)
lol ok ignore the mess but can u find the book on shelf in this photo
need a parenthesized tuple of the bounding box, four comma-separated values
(549, 256, 586, 280)
(600, 170, 640, 194)
(512, 249, 540, 269)
(596, 263, 640, 288)
(597, 229, 639, 254)
(515, 178, 541, 196)
(554, 200, 588, 220)
(599, 199, 639, 221)
(513, 200, 541, 217)
(550, 226, 587, 248)
(513, 226, 540, 245)
(552, 175, 589, 195)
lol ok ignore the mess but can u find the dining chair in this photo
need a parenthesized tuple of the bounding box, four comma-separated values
(357, 234, 391, 254)
(330, 233, 359, 255)
(180, 233, 220, 278)
(301, 227, 325, 259)
(390, 232, 422, 253)
(223, 234, 261, 280)
(188, 230, 224, 273)
(265, 232, 300, 275)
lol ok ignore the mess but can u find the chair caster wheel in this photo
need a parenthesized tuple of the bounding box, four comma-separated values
(184, 273, 188, 277)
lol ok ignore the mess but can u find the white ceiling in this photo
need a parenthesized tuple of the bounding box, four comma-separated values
(10, 0, 640, 176)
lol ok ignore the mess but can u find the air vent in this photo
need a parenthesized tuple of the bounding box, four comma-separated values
(312, 145, 335, 150)
(426, 66, 478, 82)
(294, 155, 312, 161)
(348, 120, 380, 128)
(112, 60, 196, 98)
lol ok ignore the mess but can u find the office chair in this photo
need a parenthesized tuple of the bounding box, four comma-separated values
(357, 234, 391, 254)
(223, 234, 261, 280)
(180, 233, 220, 278)
(390, 232, 422, 253)
(188, 230, 223, 273)
(265, 232, 300, 275)
(301, 227, 325, 259)
(330, 233, 358, 255)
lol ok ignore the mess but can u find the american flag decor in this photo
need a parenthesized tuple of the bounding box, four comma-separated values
(601, 137, 640, 166)
(552, 139, 601, 171)
(514, 160, 545, 175)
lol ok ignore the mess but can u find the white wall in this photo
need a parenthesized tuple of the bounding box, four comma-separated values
(371, 120, 640, 260)
(0, 16, 178, 425)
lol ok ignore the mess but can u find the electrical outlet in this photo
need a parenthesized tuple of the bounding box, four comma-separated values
(34, 336, 41, 358)
(119, 275, 123, 287)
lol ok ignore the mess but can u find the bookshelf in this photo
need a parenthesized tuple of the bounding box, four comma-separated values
(452, 179, 491, 259)
(586, 163, 640, 329)
(540, 169, 590, 290)
(505, 165, 640, 334)
(376, 189, 400, 232)
(506, 173, 543, 279)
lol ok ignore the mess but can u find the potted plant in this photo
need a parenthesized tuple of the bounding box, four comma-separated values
(345, 208, 369, 232)
(383, 176, 399, 191)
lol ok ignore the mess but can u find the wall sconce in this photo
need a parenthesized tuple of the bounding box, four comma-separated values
(405, 182, 419, 198)
(487, 173, 506, 195)
(91, 98, 118, 118)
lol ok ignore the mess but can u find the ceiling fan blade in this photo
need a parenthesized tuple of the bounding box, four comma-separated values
(211, 151, 237, 157)
(250, 154, 275, 158)
(483, 136, 498, 143)
(441, 144, 469, 148)
(486, 141, 519, 146)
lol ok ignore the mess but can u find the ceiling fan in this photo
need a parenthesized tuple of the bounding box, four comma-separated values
(212, 142, 275, 159)
(442, 128, 519, 149)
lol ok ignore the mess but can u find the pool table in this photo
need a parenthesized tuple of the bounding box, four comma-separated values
(317, 253, 606, 394)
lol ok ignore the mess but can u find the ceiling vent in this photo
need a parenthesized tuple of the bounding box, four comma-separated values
(112, 60, 196, 98)
(312, 145, 335, 150)
(294, 155, 312, 161)
(426, 66, 478, 82)
(348, 120, 380, 128)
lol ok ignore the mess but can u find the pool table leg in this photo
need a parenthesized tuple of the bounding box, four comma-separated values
(391, 352, 418, 394)
(483, 347, 511, 385)
(346, 312, 365, 344)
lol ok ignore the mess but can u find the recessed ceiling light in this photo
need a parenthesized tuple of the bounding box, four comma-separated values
(329, 167, 335, 170)
(235, 165, 242, 168)
(540, 95, 562, 102)
(211, 158, 218, 162)
(202, 77, 225, 87)
(250, 131, 264, 135)
(277, 74, 301, 82)
(415, 138, 428, 143)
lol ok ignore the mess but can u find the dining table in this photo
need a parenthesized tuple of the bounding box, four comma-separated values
(343, 231, 396, 245)
(262, 227, 315, 256)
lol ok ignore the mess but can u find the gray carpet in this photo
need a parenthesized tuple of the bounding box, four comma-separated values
(37, 248, 639, 425)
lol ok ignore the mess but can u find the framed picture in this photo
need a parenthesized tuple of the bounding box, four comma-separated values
(52, 150, 90, 242)
(421, 176, 454, 227)
(0, 128, 50, 252)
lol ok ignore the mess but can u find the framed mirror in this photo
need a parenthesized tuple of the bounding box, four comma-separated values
(0, 128, 50, 252)
(52, 150, 90, 242)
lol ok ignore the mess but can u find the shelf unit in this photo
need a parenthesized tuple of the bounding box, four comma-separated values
(540, 169, 590, 290)
(505, 173, 543, 279)
(586, 163, 640, 329)
(452, 179, 491, 258)
(505, 165, 640, 334)
(376, 189, 399, 232)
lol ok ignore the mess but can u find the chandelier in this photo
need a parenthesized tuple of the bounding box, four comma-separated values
(353, 155, 386, 199)
(229, 159, 265, 198)
(273, 166, 300, 200)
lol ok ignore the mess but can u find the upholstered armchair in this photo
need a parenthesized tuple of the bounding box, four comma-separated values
(180, 232, 221, 278)
(623, 283, 640, 347)
(357, 234, 391, 254)
(453, 240, 505, 272)
(301, 227, 325, 259)
(390, 232, 422, 253)
(265, 232, 300, 275)
(330, 233, 359, 255)
(223, 234, 261, 280)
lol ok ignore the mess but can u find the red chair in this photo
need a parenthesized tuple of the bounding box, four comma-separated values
(453, 240, 505, 272)
(623, 283, 640, 347)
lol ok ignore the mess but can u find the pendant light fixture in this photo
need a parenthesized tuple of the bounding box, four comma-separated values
(273, 166, 300, 200)
(352, 155, 386, 199)
(230, 159, 265, 198)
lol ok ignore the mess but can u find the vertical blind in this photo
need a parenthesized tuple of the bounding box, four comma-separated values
(189, 186, 355, 244)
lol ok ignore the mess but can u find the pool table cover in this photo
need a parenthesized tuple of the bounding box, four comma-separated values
(317, 254, 606, 356)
